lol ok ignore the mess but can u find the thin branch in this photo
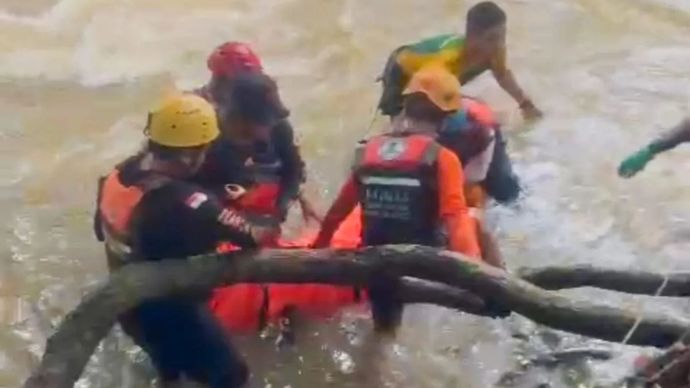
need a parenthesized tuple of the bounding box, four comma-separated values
(518, 266, 690, 296)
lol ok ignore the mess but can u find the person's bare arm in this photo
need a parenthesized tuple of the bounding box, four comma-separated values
(649, 118, 690, 153)
(491, 47, 542, 119)
(619, 118, 690, 178)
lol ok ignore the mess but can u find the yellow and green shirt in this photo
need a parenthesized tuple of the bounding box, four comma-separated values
(395, 34, 507, 86)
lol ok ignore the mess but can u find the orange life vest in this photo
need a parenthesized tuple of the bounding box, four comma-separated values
(446, 98, 494, 211)
(97, 170, 168, 264)
(210, 282, 365, 334)
(240, 143, 286, 215)
(353, 133, 442, 246)
(464, 183, 488, 209)
(439, 98, 496, 166)
(234, 182, 281, 215)
(464, 97, 497, 128)
(209, 209, 366, 333)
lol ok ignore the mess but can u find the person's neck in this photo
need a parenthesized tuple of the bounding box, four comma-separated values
(207, 77, 222, 103)
(463, 39, 482, 57)
(139, 153, 189, 179)
(394, 114, 442, 135)
(221, 121, 255, 146)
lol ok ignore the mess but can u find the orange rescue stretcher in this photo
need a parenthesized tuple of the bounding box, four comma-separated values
(209, 182, 366, 334)
(209, 95, 496, 333)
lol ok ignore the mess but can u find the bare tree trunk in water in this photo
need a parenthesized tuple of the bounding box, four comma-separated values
(23, 245, 690, 388)
(519, 265, 690, 296)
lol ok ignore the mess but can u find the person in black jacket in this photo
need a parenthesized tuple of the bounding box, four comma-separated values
(196, 44, 314, 224)
(95, 94, 277, 387)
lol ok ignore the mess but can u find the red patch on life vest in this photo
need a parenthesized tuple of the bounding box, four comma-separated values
(185, 192, 208, 209)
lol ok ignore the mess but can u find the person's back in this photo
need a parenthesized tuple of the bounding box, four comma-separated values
(353, 132, 445, 247)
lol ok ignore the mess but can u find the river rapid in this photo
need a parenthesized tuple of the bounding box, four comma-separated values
(1, 0, 690, 387)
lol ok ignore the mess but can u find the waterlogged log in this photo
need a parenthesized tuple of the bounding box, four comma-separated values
(24, 246, 690, 388)
(518, 265, 690, 296)
(398, 277, 490, 315)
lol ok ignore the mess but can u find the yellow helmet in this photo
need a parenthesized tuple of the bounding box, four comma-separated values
(403, 66, 462, 112)
(145, 93, 220, 148)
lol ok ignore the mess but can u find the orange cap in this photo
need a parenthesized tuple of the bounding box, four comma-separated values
(403, 66, 462, 112)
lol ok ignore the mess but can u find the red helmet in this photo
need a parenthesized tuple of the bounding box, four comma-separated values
(207, 42, 263, 78)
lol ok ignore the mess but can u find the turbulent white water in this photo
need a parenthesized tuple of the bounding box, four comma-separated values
(1, 0, 689, 386)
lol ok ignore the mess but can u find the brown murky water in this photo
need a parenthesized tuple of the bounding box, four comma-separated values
(1, 0, 690, 387)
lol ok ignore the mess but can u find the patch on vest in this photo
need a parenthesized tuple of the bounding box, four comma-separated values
(378, 138, 407, 161)
(185, 192, 208, 209)
(363, 185, 414, 221)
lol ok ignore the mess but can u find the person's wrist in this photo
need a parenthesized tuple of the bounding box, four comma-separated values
(645, 142, 663, 156)
(518, 98, 534, 110)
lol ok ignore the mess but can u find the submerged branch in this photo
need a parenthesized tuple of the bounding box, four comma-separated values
(24, 246, 690, 388)
(518, 265, 690, 296)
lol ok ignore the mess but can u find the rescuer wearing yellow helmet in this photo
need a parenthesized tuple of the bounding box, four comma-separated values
(94, 93, 274, 387)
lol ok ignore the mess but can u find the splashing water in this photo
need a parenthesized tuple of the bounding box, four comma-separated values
(1, 0, 689, 387)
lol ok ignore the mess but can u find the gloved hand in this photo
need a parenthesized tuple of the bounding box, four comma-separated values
(618, 146, 655, 178)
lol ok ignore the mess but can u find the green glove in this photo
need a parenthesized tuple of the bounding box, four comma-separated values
(618, 146, 655, 178)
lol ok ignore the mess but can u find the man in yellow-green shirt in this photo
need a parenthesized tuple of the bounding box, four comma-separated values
(378, 1, 541, 120)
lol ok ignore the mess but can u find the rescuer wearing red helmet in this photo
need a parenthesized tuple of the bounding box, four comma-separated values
(195, 41, 315, 226)
(202, 41, 264, 103)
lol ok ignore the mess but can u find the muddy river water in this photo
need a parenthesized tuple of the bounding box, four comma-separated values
(1, 0, 690, 386)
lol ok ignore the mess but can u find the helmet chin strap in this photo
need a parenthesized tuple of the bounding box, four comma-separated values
(140, 152, 198, 179)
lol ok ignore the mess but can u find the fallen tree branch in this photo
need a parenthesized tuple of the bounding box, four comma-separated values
(398, 278, 489, 314)
(518, 265, 690, 296)
(24, 245, 690, 388)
